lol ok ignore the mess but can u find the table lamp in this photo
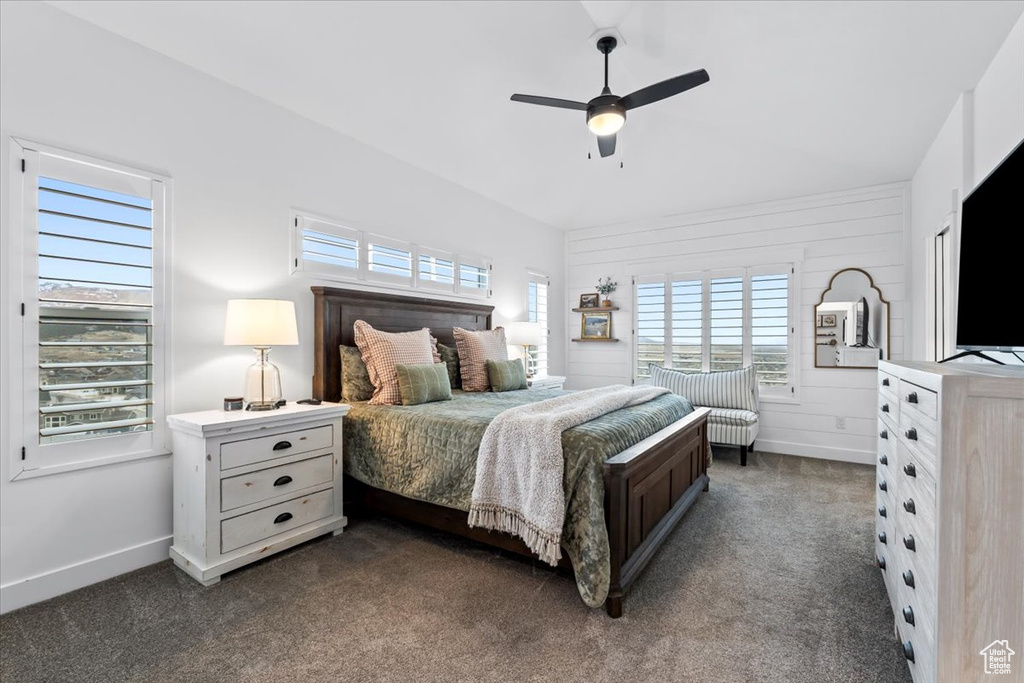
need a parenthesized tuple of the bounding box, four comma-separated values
(504, 321, 543, 378)
(223, 299, 299, 410)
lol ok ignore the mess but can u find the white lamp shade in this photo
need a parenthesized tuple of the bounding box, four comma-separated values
(223, 299, 299, 346)
(504, 321, 543, 347)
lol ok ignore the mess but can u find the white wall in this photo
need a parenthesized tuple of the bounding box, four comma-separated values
(0, 1, 565, 612)
(909, 14, 1024, 365)
(565, 183, 908, 464)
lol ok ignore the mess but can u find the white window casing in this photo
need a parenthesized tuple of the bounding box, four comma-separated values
(527, 274, 549, 377)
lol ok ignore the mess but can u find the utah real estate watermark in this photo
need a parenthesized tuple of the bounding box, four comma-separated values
(979, 640, 1015, 675)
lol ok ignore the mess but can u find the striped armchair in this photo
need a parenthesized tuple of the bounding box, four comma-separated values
(649, 365, 760, 466)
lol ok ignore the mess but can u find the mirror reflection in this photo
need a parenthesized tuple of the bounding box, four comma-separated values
(814, 268, 889, 368)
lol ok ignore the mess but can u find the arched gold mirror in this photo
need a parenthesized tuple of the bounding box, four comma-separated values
(814, 268, 890, 369)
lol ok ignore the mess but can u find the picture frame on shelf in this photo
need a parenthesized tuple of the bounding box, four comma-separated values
(579, 293, 600, 309)
(816, 314, 823, 327)
(580, 311, 612, 340)
(821, 314, 837, 328)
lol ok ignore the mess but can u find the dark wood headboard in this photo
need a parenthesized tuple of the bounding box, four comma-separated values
(311, 286, 493, 402)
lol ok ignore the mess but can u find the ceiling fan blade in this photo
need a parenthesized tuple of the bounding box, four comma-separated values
(597, 134, 616, 158)
(619, 69, 709, 111)
(510, 94, 589, 111)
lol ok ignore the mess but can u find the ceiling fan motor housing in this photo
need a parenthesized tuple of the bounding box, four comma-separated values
(586, 95, 626, 130)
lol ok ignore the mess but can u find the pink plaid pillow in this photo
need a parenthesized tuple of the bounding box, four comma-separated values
(453, 327, 508, 392)
(354, 321, 438, 405)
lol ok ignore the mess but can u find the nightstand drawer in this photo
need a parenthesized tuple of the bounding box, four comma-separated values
(221, 488, 334, 553)
(221, 424, 333, 470)
(221, 454, 334, 512)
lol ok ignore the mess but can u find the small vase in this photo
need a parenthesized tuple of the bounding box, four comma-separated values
(601, 299, 613, 308)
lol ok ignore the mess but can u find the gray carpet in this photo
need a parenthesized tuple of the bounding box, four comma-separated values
(0, 451, 910, 683)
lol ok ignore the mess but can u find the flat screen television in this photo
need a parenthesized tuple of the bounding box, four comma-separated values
(855, 296, 869, 347)
(954, 139, 1023, 354)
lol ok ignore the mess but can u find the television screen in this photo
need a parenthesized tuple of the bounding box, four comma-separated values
(955, 140, 1023, 352)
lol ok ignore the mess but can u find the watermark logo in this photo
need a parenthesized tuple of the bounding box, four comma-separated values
(980, 640, 1015, 675)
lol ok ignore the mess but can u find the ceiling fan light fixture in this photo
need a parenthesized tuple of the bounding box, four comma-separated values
(587, 105, 625, 136)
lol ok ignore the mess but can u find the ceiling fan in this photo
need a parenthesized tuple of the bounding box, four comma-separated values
(511, 36, 709, 158)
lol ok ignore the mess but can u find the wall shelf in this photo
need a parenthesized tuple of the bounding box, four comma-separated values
(572, 338, 620, 342)
(572, 307, 620, 312)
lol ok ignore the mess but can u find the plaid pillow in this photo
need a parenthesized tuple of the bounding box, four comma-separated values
(354, 321, 437, 405)
(486, 359, 528, 392)
(395, 362, 453, 405)
(453, 327, 508, 392)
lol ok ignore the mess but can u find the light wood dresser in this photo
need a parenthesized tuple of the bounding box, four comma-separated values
(168, 402, 350, 586)
(875, 360, 1024, 682)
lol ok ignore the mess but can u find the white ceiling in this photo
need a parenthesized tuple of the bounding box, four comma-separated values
(48, 0, 1023, 230)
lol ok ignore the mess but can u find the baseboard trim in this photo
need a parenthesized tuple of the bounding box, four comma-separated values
(747, 439, 874, 465)
(0, 535, 171, 614)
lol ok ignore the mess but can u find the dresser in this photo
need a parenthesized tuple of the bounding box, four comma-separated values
(168, 402, 350, 586)
(875, 361, 1024, 683)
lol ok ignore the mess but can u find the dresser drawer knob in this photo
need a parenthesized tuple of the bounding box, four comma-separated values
(878, 506, 887, 518)
(903, 499, 916, 514)
(880, 430, 888, 440)
(903, 463, 916, 477)
(877, 556, 886, 570)
(903, 606, 915, 625)
(272, 440, 293, 451)
(903, 641, 915, 663)
(273, 475, 293, 487)
(879, 454, 888, 465)
(882, 378, 890, 387)
(881, 404, 890, 413)
(906, 392, 918, 404)
(878, 480, 887, 492)
(878, 532, 887, 544)
(903, 534, 916, 551)
(903, 569, 915, 588)
(905, 428, 918, 441)
(273, 512, 294, 524)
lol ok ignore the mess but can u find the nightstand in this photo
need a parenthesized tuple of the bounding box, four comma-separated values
(527, 375, 566, 390)
(167, 402, 350, 586)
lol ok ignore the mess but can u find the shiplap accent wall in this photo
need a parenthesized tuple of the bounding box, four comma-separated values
(565, 183, 909, 464)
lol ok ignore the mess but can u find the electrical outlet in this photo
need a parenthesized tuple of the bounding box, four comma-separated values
(836, 417, 846, 430)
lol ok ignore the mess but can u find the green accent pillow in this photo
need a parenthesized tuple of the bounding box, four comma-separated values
(436, 343, 461, 390)
(486, 359, 528, 392)
(395, 362, 453, 406)
(340, 345, 374, 402)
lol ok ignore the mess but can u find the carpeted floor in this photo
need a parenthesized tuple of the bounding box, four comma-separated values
(0, 450, 910, 683)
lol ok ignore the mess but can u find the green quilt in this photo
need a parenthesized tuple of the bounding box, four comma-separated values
(343, 388, 695, 607)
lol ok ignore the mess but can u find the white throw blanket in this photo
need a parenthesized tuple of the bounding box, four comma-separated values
(467, 384, 670, 565)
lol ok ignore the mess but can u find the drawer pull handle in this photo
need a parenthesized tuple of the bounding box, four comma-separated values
(903, 534, 916, 551)
(905, 428, 917, 441)
(878, 532, 887, 544)
(903, 499, 916, 514)
(903, 606, 915, 625)
(876, 556, 886, 570)
(906, 392, 918, 404)
(881, 403, 889, 413)
(879, 454, 888, 465)
(903, 463, 916, 477)
(880, 430, 888, 440)
(272, 440, 293, 451)
(878, 506, 887, 518)
(903, 641, 915, 663)
(903, 570, 915, 588)
(273, 475, 293, 487)
(878, 480, 887, 492)
(273, 512, 293, 524)
(882, 378, 890, 387)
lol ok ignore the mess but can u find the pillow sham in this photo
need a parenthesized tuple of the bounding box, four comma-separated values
(339, 345, 374, 402)
(453, 327, 508, 392)
(486, 358, 528, 392)
(395, 362, 453, 406)
(354, 320, 437, 405)
(436, 342, 462, 390)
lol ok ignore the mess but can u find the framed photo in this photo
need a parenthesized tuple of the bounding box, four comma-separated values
(578, 293, 600, 309)
(821, 314, 837, 328)
(816, 314, 823, 327)
(580, 311, 612, 340)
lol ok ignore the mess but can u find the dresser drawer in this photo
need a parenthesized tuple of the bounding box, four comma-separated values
(221, 424, 333, 470)
(895, 450, 936, 538)
(899, 380, 937, 422)
(898, 411, 938, 475)
(878, 392, 899, 429)
(877, 428, 896, 469)
(221, 488, 334, 553)
(879, 370, 898, 400)
(221, 454, 334, 512)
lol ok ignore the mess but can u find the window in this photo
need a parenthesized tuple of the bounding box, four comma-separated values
(527, 275, 549, 377)
(926, 220, 954, 361)
(10, 140, 169, 475)
(634, 266, 795, 398)
(291, 212, 490, 298)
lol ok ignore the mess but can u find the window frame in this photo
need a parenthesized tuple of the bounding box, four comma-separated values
(7, 139, 172, 480)
(526, 272, 550, 378)
(633, 264, 798, 403)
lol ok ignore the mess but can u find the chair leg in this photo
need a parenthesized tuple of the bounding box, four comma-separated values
(740, 445, 748, 467)
(749, 440, 755, 453)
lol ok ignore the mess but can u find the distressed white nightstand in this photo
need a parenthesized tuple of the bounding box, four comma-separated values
(167, 402, 350, 586)
(527, 375, 566, 390)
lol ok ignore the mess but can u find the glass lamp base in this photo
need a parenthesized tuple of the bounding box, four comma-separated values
(243, 347, 283, 409)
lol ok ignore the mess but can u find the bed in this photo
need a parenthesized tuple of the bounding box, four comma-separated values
(311, 286, 710, 617)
